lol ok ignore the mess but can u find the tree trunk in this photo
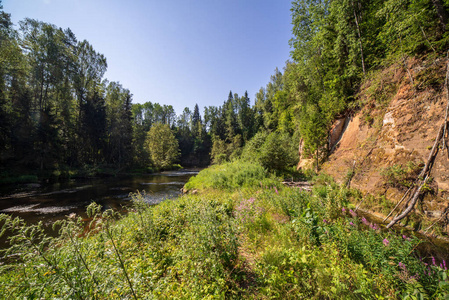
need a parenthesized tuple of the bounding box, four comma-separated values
(352, 0, 366, 76)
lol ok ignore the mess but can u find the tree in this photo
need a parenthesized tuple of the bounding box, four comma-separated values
(191, 103, 202, 136)
(236, 91, 255, 141)
(146, 123, 179, 169)
(80, 91, 106, 164)
(105, 82, 133, 167)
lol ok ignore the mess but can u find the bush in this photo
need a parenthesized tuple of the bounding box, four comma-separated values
(183, 160, 279, 192)
(241, 131, 298, 174)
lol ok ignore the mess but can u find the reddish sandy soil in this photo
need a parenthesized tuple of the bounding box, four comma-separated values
(320, 56, 449, 225)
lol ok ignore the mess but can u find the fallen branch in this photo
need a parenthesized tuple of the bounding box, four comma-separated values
(386, 174, 429, 229)
(403, 56, 414, 90)
(423, 211, 449, 234)
(382, 185, 413, 223)
(282, 181, 312, 191)
(443, 51, 449, 152)
(386, 122, 445, 229)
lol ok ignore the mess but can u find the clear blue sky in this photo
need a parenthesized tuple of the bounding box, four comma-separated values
(4, 0, 293, 116)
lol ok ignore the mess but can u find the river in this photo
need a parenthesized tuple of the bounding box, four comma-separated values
(0, 170, 199, 226)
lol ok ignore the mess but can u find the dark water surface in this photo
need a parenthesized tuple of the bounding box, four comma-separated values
(0, 170, 198, 226)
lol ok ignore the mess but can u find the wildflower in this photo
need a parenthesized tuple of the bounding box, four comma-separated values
(361, 217, 369, 226)
(349, 221, 355, 226)
(410, 274, 420, 281)
(370, 223, 379, 230)
(342, 207, 346, 213)
(402, 234, 411, 241)
(383, 238, 390, 246)
(274, 187, 278, 195)
(443, 260, 447, 270)
(432, 256, 436, 266)
(323, 219, 328, 224)
(398, 262, 406, 270)
(349, 209, 357, 217)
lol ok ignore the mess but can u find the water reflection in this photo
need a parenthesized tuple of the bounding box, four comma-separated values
(0, 170, 198, 225)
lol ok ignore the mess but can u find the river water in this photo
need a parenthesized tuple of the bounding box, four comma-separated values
(0, 170, 198, 226)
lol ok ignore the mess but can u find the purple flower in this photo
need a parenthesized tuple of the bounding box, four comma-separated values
(274, 187, 278, 195)
(349, 221, 355, 226)
(370, 223, 379, 230)
(349, 209, 357, 217)
(402, 235, 411, 241)
(398, 262, 406, 270)
(323, 219, 328, 224)
(383, 238, 390, 246)
(432, 256, 436, 266)
(342, 207, 346, 213)
(443, 260, 447, 270)
(361, 217, 369, 226)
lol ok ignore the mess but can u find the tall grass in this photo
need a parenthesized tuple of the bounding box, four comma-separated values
(0, 161, 448, 298)
(183, 159, 279, 192)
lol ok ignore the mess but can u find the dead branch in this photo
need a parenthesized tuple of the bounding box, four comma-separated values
(386, 123, 445, 228)
(282, 181, 312, 191)
(386, 175, 429, 229)
(443, 51, 449, 152)
(383, 185, 413, 223)
(443, 51, 449, 150)
(423, 208, 449, 234)
(403, 56, 414, 89)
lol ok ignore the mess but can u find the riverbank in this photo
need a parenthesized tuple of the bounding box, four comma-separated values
(0, 163, 188, 187)
(1, 160, 448, 298)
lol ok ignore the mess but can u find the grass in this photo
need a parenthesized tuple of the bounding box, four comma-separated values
(0, 160, 448, 299)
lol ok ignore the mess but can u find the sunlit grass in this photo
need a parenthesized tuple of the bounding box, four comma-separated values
(1, 161, 448, 299)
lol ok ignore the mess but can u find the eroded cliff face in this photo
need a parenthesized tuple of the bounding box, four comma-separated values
(321, 56, 449, 230)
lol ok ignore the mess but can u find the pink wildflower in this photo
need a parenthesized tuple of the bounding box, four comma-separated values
(370, 223, 379, 230)
(383, 238, 390, 246)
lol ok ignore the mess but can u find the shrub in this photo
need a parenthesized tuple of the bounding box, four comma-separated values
(241, 131, 298, 174)
(183, 160, 279, 192)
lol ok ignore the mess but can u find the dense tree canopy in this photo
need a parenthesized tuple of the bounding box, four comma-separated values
(1, 0, 447, 177)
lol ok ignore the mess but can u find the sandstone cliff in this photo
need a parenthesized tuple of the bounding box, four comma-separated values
(320, 56, 449, 232)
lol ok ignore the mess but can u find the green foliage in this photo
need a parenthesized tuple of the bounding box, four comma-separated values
(145, 123, 180, 170)
(241, 131, 298, 174)
(1, 161, 448, 298)
(184, 160, 278, 192)
(381, 161, 421, 189)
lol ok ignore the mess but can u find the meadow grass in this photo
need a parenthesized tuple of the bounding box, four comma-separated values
(0, 161, 448, 299)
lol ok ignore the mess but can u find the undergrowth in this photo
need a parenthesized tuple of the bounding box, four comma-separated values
(0, 161, 448, 299)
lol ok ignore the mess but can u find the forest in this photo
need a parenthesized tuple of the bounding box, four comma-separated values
(2, 0, 448, 180)
(2, 0, 449, 298)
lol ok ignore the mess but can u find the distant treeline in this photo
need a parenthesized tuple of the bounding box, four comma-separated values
(1, 0, 448, 177)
